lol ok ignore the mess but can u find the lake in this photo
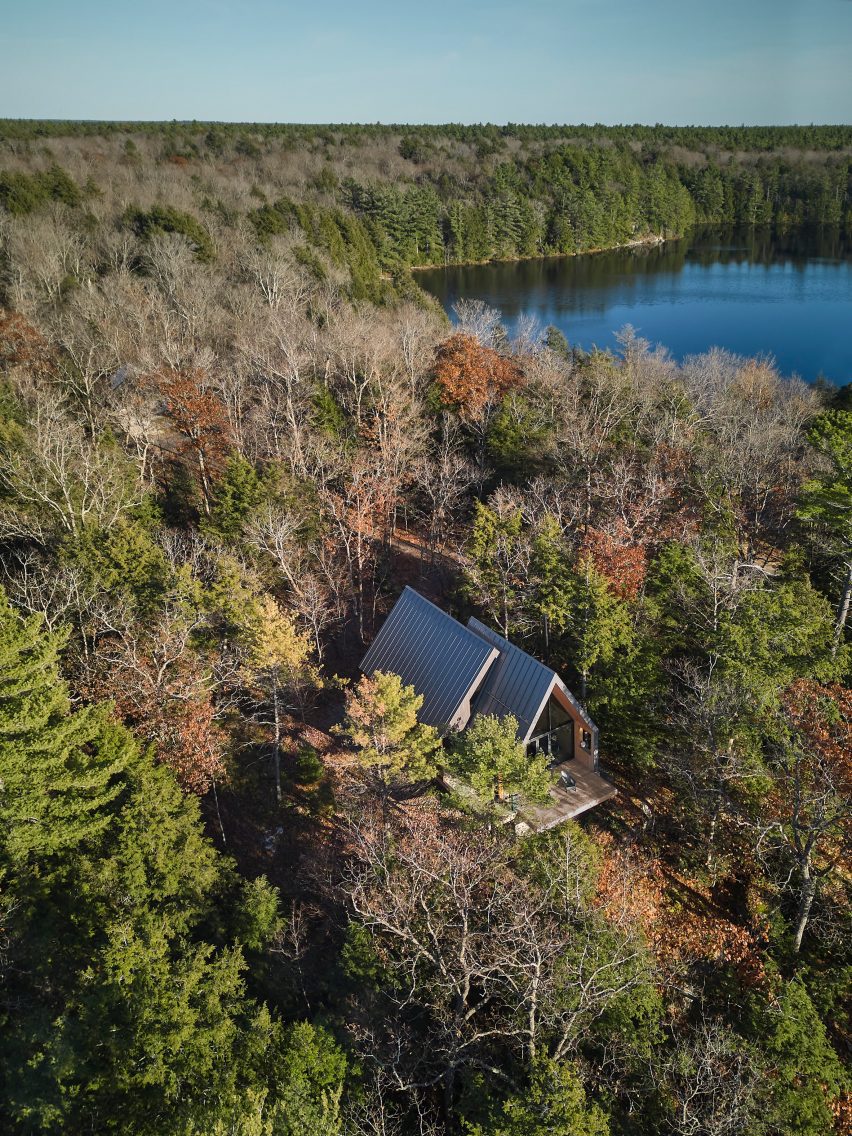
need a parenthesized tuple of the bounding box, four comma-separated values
(416, 228, 852, 384)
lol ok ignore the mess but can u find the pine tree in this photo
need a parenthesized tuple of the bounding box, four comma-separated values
(530, 515, 574, 656)
(239, 594, 321, 803)
(204, 453, 268, 541)
(465, 500, 526, 637)
(565, 558, 634, 703)
(449, 712, 551, 806)
(750, 978, 846, 1135)
(466, 1056, 609, 1136)
(336, 670, 441, 800)
(0, 588, 343, 1133)
(0, 591, 124, 865)
(797, 409, 852, 651)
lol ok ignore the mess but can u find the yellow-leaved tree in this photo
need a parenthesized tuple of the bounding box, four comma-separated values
(240, 594, 321, 803)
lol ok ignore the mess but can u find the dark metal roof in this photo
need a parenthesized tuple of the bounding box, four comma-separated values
(466, 617, 556, 742)
(360, 587, 498, 732)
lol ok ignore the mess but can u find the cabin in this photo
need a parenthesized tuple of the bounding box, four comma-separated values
(359, 587, 616, 828)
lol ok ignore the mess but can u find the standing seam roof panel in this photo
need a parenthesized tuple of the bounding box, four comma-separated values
(360, 588, 499, 730)
(466, 617, 556, 740)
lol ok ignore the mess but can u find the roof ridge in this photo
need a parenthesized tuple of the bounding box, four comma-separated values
(465, 616, 560, 742)
(402, 588, 497, 647)
(467, 616, 555, 675)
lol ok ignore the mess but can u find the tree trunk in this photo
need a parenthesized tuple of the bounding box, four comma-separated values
(377, 768, 391, 828)
(833, 558, 852, 655)
(706, 798, 720, 880)
(793, 865, 816, 953)
(272, 680, 282, 804)
(442, 1064, 457, 1122)
(197, 447, 212, 515)
(355, 530, 365, 641)
(211, 777, 226, 845)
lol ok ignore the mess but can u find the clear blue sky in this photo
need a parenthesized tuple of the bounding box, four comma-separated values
(1, 0, 851, 124)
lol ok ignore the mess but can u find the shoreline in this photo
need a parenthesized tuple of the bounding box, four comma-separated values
(408, 232, 672, 273)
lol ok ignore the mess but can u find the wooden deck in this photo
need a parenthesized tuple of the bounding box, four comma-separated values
(437, 761, 617, 834)
(517, 761, 617, 832)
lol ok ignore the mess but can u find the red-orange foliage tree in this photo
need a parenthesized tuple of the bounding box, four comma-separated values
(579, 521, 648, 601)
(433, 333, 523, 422)
(132, 688, 226, 796)
(155, 367, 231, 513)
(90, 616, 227, 795)
(594, 835, 766, 986)
(0, 309, 56, 377)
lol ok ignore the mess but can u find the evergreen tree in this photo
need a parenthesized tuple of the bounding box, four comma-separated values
(563, 558, 634, 704)
(449, 712, 551, 806)
(465, 501, 526, 637)
(719, 577, 846, 709)
(797, 409, 852, 651)
(336, 670, 441, 800)
(749, 978, 847, 1136)
(529, 516, 574, 656)
(239, 593, 321, 803)
(0, 592, 123, 866)
(465, 1057, 609, 1136)
(204, 454, 270, 542)
(0, 589, 345, 1133)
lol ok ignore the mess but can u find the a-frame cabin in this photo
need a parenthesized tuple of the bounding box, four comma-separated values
(360, 587, 616, 824)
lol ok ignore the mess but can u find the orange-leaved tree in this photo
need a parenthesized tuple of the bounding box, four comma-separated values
(433, 333, 523, 425)
(92, 614, 227, 796)
(579, 521, 648, 602)
(0, 308, 56, 378)
(155, 367, 231, 514)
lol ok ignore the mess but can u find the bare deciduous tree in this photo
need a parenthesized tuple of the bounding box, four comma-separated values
(2, 211, 88, 310)
(341, 809, 648, 1114)
(452, 298, 504, 348)
(243, 238, 309, 313)
(245, 504, 340, 659)
(658, 1017, 760, 1136)
(412, 418, 478, 566)
(0, 381, 142, 542)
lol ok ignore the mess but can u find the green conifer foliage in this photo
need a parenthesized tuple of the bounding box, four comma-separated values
(465, 1056, 609, 1136)
(0, 592, 123, 864)
(749, 978, 846, 1136)
(798, 409, 852, 649)
(450, 712, 552, 805)
(0, 589, 347, 1133)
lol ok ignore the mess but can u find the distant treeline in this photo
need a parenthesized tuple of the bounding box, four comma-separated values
(334, 148, 851, 267)
(2, 119, 852, 151)
(1, 120, 851, 297)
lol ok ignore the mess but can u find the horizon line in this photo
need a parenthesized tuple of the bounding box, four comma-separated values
(2, 118, 851, 130)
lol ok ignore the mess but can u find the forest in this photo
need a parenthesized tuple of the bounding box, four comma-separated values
(1, 121, 852, 289)
(0, 122, 850, 1135)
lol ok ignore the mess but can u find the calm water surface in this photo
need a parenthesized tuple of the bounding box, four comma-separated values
(417, 229, 852, 383)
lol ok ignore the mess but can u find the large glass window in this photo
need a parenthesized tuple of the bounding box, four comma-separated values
(527, 696, 574, 762)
